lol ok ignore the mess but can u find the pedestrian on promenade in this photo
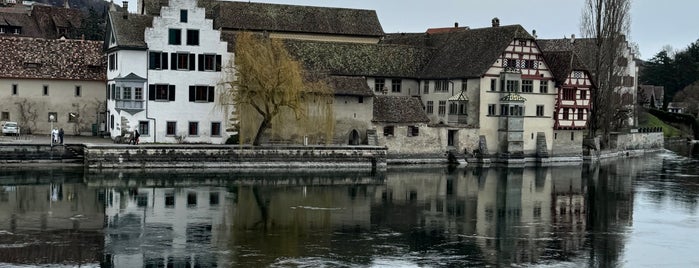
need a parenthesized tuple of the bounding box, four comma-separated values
(58, 128, 64, 144)
(51, 128, 59, 144)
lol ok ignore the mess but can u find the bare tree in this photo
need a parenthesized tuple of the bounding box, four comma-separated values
(15, 98, 39, 134)
(580, 0, 632, 139)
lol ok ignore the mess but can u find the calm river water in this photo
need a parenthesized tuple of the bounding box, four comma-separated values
(1, 145, 699, 267)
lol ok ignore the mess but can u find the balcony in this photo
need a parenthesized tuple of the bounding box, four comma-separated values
(115, 99, 144, 114)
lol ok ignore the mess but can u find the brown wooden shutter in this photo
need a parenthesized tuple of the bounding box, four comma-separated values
(148, 85, 155, 101)
(215, 55, 222, 71)
(188, 54, 195, 70)
(170, 53, 177, 70)
(198, 54, 204, 71)
(208, 86, 214, 102)
(168, 85, 175, 101)
(189, 86, 195, 102)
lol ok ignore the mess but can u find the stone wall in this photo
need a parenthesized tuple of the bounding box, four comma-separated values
(551, 130, 584, 157)
(84, 145, 387, 169)
(376, 124, 480, 162)
(610, 132, 664, 150)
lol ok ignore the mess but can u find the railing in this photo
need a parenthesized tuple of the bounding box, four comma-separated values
(115, 100, 144, 110)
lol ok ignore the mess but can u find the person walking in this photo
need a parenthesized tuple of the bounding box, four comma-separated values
(51, 128, 59, 144)
(58, 128, 64, 144)
(133, 129, 140, 145)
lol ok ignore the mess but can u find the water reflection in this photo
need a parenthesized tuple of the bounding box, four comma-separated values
(1, 152, 698, 267)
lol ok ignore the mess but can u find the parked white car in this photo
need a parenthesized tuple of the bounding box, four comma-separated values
(2, 122, 19, 135)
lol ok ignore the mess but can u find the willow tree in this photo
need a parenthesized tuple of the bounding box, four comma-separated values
(580, 0, 631, 138)
(220, 31, 334, 145)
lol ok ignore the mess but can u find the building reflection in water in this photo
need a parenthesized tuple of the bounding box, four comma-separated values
(0, 161, 650, 267)
(0, 178, 105, 266)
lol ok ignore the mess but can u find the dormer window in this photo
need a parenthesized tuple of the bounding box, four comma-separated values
(0, 27, 4, 34)
(23, 62, 41, 69)
(13, 28, 20, 34)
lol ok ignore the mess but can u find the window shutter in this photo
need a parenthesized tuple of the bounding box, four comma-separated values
(208, 86, 214, 102)
(168, 85, 176, 101)
(162, 52, 168, 70)
(189, 54, 195, 70)
(170, 53, 177, 70)
(148, 85, 155, 101)
(189, 86, 195, 102)
(106, 85, 110, 100)
(148, 52, 156, 69)
(198, 54, 204, 71)
(215, 55, 222, 71)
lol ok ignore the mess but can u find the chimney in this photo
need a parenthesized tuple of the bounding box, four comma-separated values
(122, 1, 128, 18)
(63, 0, 69, 8)
(532, 29, 537, 39)
(491, 17, 500, 27)
(454, 22, 459, 28)
(571, 34, 575, 44)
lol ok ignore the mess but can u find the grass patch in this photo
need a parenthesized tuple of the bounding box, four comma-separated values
(642, 113, 685, 137)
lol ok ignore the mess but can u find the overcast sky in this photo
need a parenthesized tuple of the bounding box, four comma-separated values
(129, 0, 699, 60)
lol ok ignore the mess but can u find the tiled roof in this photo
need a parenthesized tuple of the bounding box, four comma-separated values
(500, 93, 526, 102)
(382, 25, 534, 79)
(538, 38, 599, 73)
(107, 11, 152, 49)
(326, 75, 373, 96)
(0, 36, 106, 81)
(373, 95, 429, 123)
(541, 51, 589, 85)
(213, 1, 384, 37)
(283, 39, 431, 78)
(0, 5, 84, 39)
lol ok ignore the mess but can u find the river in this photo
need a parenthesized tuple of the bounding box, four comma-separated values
(0, 146, 698, 267)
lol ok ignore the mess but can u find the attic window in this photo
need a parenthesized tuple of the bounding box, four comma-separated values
(23, 62, 41, 68)
(383, 126, 394, 136)
(13, 28, 20, 34)
(407, 126, 419, 137)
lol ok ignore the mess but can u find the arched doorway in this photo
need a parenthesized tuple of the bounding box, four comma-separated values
(348, 129, 360, 145)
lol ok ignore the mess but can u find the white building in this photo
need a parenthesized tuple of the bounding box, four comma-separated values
(105, 0, 231, 143)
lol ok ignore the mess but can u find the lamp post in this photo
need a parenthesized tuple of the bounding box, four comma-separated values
(49, 114, 55, 147)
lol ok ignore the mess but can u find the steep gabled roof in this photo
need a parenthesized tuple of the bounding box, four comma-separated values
(284, 39, 431, 78)
(542, 51, 589, 85)
(0, 5, 83, 39)
(106, 11, 153, 50)
(373, 96, 429, 123)
(327, 76, 374, 96)
(214, 1, 384, 37)
(0, 36, 106, 81)
(382, 25, 534, 79)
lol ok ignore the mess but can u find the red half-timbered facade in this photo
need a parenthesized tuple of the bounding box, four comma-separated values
(542, 51, 594, 130)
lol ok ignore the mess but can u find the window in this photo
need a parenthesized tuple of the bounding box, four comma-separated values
(540, 81, 548, 93)
(42, 85, 48, 96)
(165, 193, 175, 207)
(110, 114, 114, 129)
(134, 121, 148, 136)
(521, 80, 533, 93)
(438, 100, 446, 116)
(500, 104, 509, 116)
(211, 122, 221, 136)
(188, 122, 199, 136)
(563, 108, 570, 120)
(189, 86, 214, 102)
(187, 192, 197, 207)
(435, 80, 449, 92)
(168, 29, 181, 45)
(571, 132, 575, 141)
(426, 101, 433, 114)
(391, 79, 401, 93)
(459, 103, 467, 115)
(108, 53, 117, 70)
(407, 126, 419, 137)
(374, 78, 385, 92)
(13, 28, 20, 34)
(577, 109, 584, 120)
(149, 84, 176, 101)
(68, 112, 78, 123)
(461, 80, 467, 91)
(536, 105, 544, 116)
(174, 52, 194, 70)
(12, 84, 17, 95)
(123, 87, 132, 100)
(490, 79, 496, 91)
(580, 90, 587, 100)
(423, 81, 429, 94)
(506, 80, 519, 92)
(180, 9, 188, 22)
(1, 112, 9, 121)
(149, 51, 169, 70)
(209, 192, 220, 205)
(166, 121, 176, 136)
(186, 29, 199, 46)
(75, 86, 81, 97)
(563, 88, 575, 100)
(449, 102, 458, 115)
(198, 54, 222, 71)
(358, 96, 363, 103)
(383, 126, 394, 136)
(488, 104, 496, 115)
(135, 87, 143, 100)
